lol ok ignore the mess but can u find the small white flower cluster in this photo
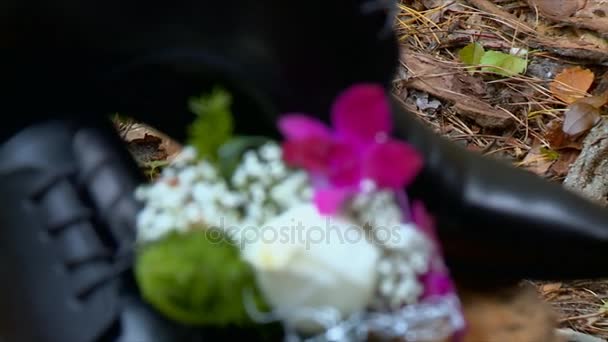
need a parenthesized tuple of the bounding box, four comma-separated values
(350, 188, 403, 239)
(347, 187, 432, 310)
(230, 144, 313, 224)
(134, 143, 312, 244)
(374, 226, 431, 309)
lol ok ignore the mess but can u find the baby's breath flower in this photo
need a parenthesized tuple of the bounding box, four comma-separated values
(391, 272, 423, 306)
(344, 189, 432, 311)
(135, 142, 313, 245)
(172, 146, 197, 165)
(269, 162, 287, 178)
(177, 166, 200, 186)
(259, 143, 281, 161)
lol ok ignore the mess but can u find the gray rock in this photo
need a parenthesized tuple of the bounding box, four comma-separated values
(563, 119, 608, 207)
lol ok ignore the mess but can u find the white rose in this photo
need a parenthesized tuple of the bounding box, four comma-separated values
(242, 204, 380, 334)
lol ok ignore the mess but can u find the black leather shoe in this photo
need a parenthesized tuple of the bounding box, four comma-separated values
(0, 119, 213, 342)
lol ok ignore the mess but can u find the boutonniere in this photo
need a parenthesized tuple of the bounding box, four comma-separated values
(133, 84, 465, 341)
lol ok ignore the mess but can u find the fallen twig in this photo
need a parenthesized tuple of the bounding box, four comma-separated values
(398, 50, 514, 128)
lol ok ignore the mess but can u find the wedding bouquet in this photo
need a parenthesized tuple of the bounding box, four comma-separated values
(132, 83, 466, 341)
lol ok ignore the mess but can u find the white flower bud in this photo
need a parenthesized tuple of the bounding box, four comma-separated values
(220, 192, 244, 208)
(393, 275, 423, 306)
(271, 172, 310, 206)
(136, 207, 156, 230)
(192, 183, 218, 206)
(250, 183, 266, 203)
(177, 166, 199, 186)
(245, 205, 263, 224)
(232, 167, 247, 187)
(197, 162, 218, 179)
(161, 167, 177, 179)
(382, 224, 429, 251)
(155, 212, 175, 229)
(243, 151, 261, 172)
(184, 203, 203, 223)
(260, 143, 282, 161)
(147, 183, 188, 209)
(172, 146, 197, 165)
(396, 261, 414, 276)
(269, 161, 287, 178)
(137, 211, 178, 242)
(134, 186, 149, 201)
(409, 253, 430, 274)
(380, 277, 396, 297)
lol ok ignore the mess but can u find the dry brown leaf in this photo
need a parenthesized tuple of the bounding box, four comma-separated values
(545, 119, 582, 150)
(549, 150, 580, 178)
(518, 141, 555, 176)
(550, 66, 595, 104)
(562, 101, 602, 137)
(125, 124, 183, 162)
(578, 94, 608, 108)
(126, 133, 168, 164)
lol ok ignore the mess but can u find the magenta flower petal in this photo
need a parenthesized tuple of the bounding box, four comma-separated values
(281, 137, 333, 173)
(362, 140, 423, 189)
(421, 269, 455, 298)
(313, 188, 351, 215)
(278, 114, 331, 140)
(331, 84, 392, 143)
(328, 142, 362, 187)
(412, 200, 438, 243)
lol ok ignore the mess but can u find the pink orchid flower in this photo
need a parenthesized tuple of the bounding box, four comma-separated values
(278, 83, 423, 215)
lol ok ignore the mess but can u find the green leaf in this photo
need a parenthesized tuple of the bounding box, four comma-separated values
(187, 87, 234, 162)
(540, 147, 560, 161)
(135, 229, 268, 327)
(480, 50, 527, 77)
(459, 42, 485, 66)
(142, 160, 170, 180)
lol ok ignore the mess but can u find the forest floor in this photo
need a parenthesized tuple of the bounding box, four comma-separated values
(392, 0, 608, 340)
(115, 0, 608, 340)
